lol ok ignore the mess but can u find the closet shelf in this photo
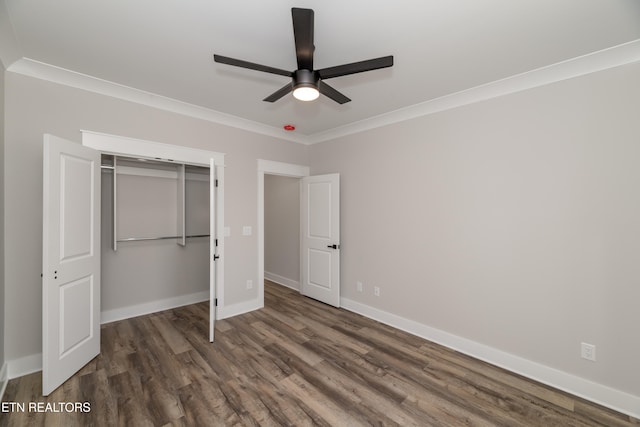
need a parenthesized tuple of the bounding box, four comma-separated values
(117, 234, 209, 243)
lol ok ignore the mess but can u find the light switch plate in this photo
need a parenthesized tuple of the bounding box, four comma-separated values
(242, 226, 252, 236)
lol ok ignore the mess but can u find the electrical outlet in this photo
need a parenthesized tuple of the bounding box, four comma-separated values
(246, 279, 253, 290)
(581, 342, 596, 362)
(357, 281, 363, 292)
(374, 286, 380, 297)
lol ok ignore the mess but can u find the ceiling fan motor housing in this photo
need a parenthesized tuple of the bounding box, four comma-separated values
(293, 69, 320, 89)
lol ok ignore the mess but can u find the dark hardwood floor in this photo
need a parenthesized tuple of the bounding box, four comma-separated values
(1, 280, 638, 426)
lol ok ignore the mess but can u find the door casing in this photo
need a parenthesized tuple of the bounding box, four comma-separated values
(258, 160, 341, 308)
(258, 160, 310, 306)
(82, 131, 225, 318)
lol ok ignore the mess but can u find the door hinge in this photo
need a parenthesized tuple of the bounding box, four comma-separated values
(215, 298, 218, 307)
(215, 238, 218, 247)
(215, 179, 219, 187)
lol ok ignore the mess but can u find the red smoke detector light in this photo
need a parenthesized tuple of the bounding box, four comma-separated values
(283, 124, 296, 131)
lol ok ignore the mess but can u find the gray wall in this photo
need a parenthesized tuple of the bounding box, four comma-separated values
(101, 164, 211, 312)
(309, 62, 640, 396)
(3, 71, 308, 363)
(264, 174, 300, 286)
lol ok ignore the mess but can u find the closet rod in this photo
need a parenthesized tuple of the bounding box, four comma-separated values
(117, 234, 210, 243)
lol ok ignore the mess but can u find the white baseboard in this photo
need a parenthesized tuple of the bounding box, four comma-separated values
(101, 290, 209, 324)
(217, 297, 262, 320)
(0, 362, 8, 400)
(264, 271, 299, 291)
(340, 297, 640, 420)
(6, 291, 235, 382)
(7, 353, 42, 380)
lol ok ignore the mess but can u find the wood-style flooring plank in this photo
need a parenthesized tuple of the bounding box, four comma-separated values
(2, 280, 639, 427)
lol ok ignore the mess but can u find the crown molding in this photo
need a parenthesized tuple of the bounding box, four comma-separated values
(7, 58, 307, 144)
(7, 39, 640, 145)
(307, 38, 640, 144)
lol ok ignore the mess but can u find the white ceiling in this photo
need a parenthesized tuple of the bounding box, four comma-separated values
(2, 0, 640, 141)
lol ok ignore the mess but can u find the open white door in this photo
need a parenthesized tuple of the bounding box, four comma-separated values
(210, 158, 217, 342)
(42, 134, 101, 395)
(301, 174, 340, 307)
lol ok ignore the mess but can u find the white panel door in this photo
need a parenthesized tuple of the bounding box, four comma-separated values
(301, 174, 340, 307)
(209, 158, 216, 342)
(42, 134, 101, 395)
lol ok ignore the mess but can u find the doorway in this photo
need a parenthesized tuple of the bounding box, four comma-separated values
(264, 174, 301, 295)
(257, 160, 309, 308)
(258, 160, 341, 308)
(100, 155, 211, 322)
(82, 131, 224, 340)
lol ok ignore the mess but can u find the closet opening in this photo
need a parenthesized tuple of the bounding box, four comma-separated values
(99, 154, 214, 327)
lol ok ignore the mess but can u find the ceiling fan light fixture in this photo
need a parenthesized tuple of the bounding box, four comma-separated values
(293, 85, 319, 101)
(292, 69, 320, 101)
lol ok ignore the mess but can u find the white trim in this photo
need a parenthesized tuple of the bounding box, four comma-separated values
(216, 297, 262, 320)
(214, 165, 225, 320)
(258, 172, 265, 309)
(258, 159, 310, 177)
(0, 362, 8, 400)
(258, 160, 310, 311)
(82, 130, 226, 167)
(307, 39, 640, 144)
(8, 40, 640, 145)
(265, 271, 300, 291)
(7, 353, 42, 379)
(101, 290, 209, 324)
(7, 58, 302, 144)
(341, 297, 640, 420)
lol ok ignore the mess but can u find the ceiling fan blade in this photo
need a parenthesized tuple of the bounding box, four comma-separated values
(317, 55, 394, 80)
(291, 8, 314, 70)
(319, 81, 351, 104)
(213, 54, 292, 77)
(263, 82, 293, 102)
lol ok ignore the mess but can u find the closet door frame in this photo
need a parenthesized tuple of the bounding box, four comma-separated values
(81, 131, 225, 339)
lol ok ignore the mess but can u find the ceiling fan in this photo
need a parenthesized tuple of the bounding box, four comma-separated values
(213, 7, 393, 104)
